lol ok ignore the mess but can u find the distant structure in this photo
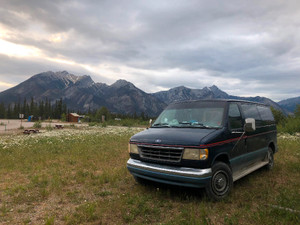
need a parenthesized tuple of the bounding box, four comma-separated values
(67, 113, 80, 122)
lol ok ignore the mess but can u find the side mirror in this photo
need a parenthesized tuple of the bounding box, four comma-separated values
(244, 118, 256, 132)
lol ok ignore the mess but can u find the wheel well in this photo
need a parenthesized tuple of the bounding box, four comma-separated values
(269, 142, 275, 153)
(213, 154, 230, 166)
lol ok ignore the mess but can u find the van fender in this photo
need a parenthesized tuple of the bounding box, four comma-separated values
(211, 152, 231, 168)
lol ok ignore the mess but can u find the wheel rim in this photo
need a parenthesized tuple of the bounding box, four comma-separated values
(212, 171, 229, 195)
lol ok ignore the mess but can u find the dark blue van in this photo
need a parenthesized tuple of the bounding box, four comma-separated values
(127, 99, 277, 200)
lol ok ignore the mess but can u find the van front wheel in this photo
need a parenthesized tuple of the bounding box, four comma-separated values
(205, 162, 233, 201)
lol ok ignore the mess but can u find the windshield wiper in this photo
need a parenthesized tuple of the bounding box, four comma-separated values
(174, 121, 211, 128)
(179, 121, 192, 125)
(179, 121, 205, 126)
(152, 123, 170, 127)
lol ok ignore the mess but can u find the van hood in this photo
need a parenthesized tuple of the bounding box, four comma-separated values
(130, 127, 218, 147)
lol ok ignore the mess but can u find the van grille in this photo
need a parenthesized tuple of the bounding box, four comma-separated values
(139, 145, 184, 162)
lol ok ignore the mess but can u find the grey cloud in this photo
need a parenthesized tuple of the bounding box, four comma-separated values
(0, 0, 299, 100)
(0, 54, 111, 89)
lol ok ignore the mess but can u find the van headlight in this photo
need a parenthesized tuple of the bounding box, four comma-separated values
(183, 148, 208, 160)
(129, 143, 139, 154)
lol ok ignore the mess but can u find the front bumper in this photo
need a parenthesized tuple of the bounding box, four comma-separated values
(127, 158, 212, 188)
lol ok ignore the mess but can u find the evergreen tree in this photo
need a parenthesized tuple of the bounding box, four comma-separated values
(30, 97, 34, 115)
(2, 98, 69, 120)
(62, 102, 67, 115)
(271, 107, 286, 125)
(13, 103, 18, 119)
(6, 104, 12, 119)
(0, 102, 5, 118)
(96, 106, 110, 122)
(294, 104, 300, 118)
(39, 100, 45, 119)
(45, 98, 52, 119)
(22, 98, 27, 116)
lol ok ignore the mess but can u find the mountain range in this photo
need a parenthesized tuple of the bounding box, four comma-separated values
(277, 97, 300, 113)
(0, 71, 297, 116)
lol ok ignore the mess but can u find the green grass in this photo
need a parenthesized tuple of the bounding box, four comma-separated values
(0, 128, 299, 224)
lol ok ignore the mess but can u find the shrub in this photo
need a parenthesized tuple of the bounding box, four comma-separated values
(277, 117, 300, 134)
(120, 119, 134, 127)
(88, 122, 98, 127)
(33, 121, 42, 129)
(61, 113, 67, 122)
(271, 107, 286, 125)
(45, 125, 53, 131)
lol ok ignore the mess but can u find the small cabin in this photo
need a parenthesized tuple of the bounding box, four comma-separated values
(67, 113, 80, 123)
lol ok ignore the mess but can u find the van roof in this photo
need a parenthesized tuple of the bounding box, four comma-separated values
(170, 99, 269, 107)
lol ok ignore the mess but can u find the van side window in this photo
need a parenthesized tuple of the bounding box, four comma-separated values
(228, 103, 243, 129)
(240, 104, 261, 120)
(257, 105, 275, 125)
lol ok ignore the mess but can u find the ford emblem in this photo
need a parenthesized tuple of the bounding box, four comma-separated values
(155, 139, 162, 143)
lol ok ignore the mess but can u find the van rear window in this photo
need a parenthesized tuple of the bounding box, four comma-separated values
(257, 105, 275, 121)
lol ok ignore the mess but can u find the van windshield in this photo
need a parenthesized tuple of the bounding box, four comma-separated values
(153, 101, 225, 128)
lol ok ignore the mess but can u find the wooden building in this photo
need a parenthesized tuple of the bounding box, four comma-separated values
(67, 113, 80, 123)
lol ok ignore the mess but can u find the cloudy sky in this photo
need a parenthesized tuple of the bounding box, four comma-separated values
(0, 0, 299, 101)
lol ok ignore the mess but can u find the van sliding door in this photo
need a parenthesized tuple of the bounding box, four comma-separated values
(240, 103, 266, 165)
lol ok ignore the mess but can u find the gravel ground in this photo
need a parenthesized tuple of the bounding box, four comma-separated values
(0, 119, 87, 133)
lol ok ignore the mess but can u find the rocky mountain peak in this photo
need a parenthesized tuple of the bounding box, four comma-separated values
(75, 75, 94, 87)
(111, 79, 135, 89)
(209, 85, 229, 98)
(172, 85, 187, 90)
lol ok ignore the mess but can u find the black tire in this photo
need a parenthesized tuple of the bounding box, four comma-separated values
(205, 162, 233, 201)
(265, 147, 274, 170)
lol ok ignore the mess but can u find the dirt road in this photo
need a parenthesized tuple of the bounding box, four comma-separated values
(0, 119, 86, 133)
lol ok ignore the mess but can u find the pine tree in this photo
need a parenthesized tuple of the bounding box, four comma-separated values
(39, 100, 45, 119)
(6, 104, 12, 119)
(22, 98, 27, 116)
(0, 102, 5, 118)
(30, 97, 34, 115)
(294, 104, 300, 118)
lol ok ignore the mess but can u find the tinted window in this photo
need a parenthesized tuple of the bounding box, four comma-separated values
(228, 103, 243, 129)
(241, 104, 261, 120)
(257, 105, 275, 121)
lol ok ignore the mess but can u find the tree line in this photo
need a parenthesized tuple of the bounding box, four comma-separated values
(85, 106, 150, 122)
(271, 105, 300, 134)
(0, 98, 68, 120)
(0, 98, 150, 123)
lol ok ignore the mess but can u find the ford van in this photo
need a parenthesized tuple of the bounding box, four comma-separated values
(127, 99, 277, 200)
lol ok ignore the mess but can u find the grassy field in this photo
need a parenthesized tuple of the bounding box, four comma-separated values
(0, 127, 299, 225)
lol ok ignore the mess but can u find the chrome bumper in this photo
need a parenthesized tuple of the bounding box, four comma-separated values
(127, 158, 212, 178)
